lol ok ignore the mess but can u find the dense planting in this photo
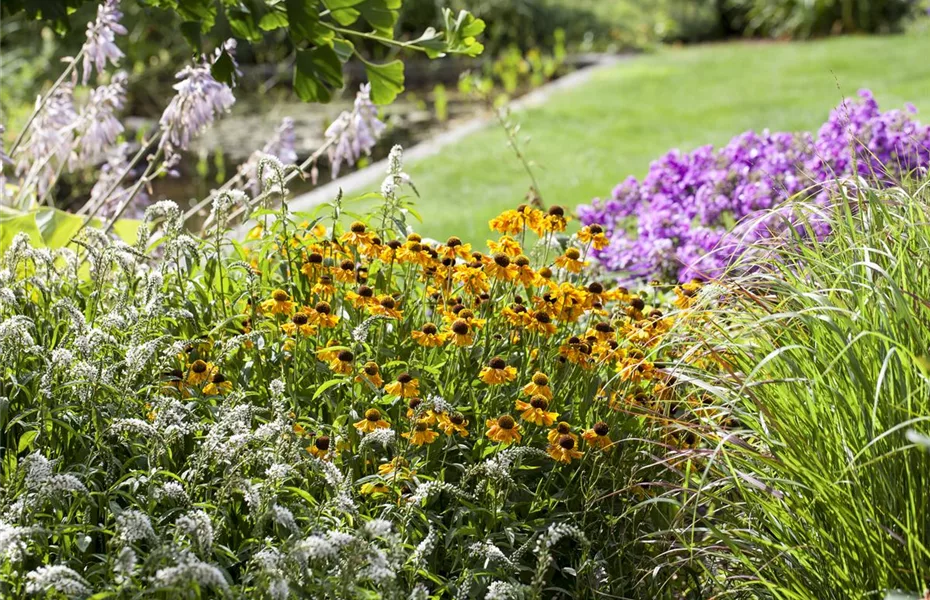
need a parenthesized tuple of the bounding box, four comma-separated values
(578, 90, 930, 281)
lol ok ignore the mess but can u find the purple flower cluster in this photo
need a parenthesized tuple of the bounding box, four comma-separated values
(578, 90, 930, 282)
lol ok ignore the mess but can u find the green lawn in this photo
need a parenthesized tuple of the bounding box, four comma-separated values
(381, 33, 930, 243)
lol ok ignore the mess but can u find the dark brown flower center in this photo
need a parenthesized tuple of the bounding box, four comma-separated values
(497, 415, 515, 430)
(451, 320, 469, 335)
(358, 285, 374, 298)
(630, 297, 646, 311)
(414, 421, 429, 432)
(532, 373, 549, 386)
(587, 281, 604, 294)
(397, 372, 413, 384)
(593, 422, 609, 436)
(421, 323, 438, 335)
(191, 360, 207, 374)
(548, 205, 564, 217)
(379, 296, 396, 309)
(564, 248, 581, 260)
(446, 236, 462, 247)
(337, 350, 354, 362)
(364, 362, 379, 376)
(489, 357, 506, 370)
(315, 302, 331, 314)
(292, 313, 309, 326)
(350, 221, 366, 233)
(588, 224, 603, 234)
(315, 435, 330, 450)
(493, 253, 510, 267)
(530, 395, 549, 410)
(558, 435, 575, 450)
(450, 413, 465, 425)
(534, 311, 551, 324)
(272, 290, 289, 302)
(365, 409, 381, 421)
(556, 421, 571, 434)
(308, 253, 323, 264)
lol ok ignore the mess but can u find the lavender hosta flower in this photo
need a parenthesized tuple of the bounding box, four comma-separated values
(81, 0, 128, 84)
(325, 83, 386, 177)
(74, 72, 127, 167)
(580, 89, 930, 282)
(158, 41, 237, 166)
(15, 84, 79, 196)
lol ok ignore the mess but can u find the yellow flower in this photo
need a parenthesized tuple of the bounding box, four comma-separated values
(437, 236, 472, 261)
(329, 350, 355, 375)
(346, 285, 377, 308)
(452, 263, 490, 295)
(489, 205, 543, 236)
(673, 280, 702, 310)
(502, 303, 533, 328)
(354, 408, 390, 433)
(486, 235, 523, 258)
(187, 360, 216, 386)
(547, 434, 583, 464)
(247, 224, 264, 240)
(485, 415, 522, 445)
(558, 336, 592, 368)
(368, 295, 403, 319)
(438, 412, 469, 437)
(479, 357, 518, 385)
(484, 253, 517, 282)
(378, 457, 408, 477)
(536, 205, 569, 235)
(312, 274, 336, 298)
(334, 259, 359, 283)
(280, 312, 317, 337)
(202, 371, 232, 395)
(527, 310, 557, 335)
(554, 248, 586, 274)
(360, 481, 392, 495)
(512, 255, 541, 287)
(357, 362, 383, 388)
(384, 373, 420, 398)
(448, 319, 474, 347)
(411, 322, 446, 347)
(515, 395, 559, 427)
(577, 224, 610, 250)
(261, 289, 295, 315)
(307, 435, 331, 459)
(617, 351, 655, 383)
(402, 420, 440, 446)
(582, 421, 613, 451)
(317, 340, 341, 363)
(307, 302, 340, 328)
(340, 221, 374, 247)
(547, 421, 578, 445)
(522, 372, 553, 399)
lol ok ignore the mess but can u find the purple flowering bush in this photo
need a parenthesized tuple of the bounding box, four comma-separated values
(578, 90, 930, 281)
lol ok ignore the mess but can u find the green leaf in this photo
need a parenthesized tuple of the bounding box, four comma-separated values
(18, 430, 39, 453)
(258, 9, 289, 31)
(312, 378, 346, 401)
(364, 60, 404, 105)
(294, 46, 344, 103)
(285, 0, 320, 43)
(358, 0, 400, 38)
(211, 49, 238, 86)
(177, 0, 217, 32)
(322, 0, 364, 26)
(227, 10, 263, 42)
(179, 21, 203, 48)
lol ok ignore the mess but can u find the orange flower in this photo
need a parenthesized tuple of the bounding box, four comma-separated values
(281, 312, 317, 337)
(202, 371, 232, 395)
(512, 255, 540, 287)
(527, 310, 557, 335)
(486, 236, 522, 258)
(437, 236, 472, 261)
(582, 421, 613, 451)
(577, 224, 609, 250)
(329, 350, 355, 375)
(354, 408, 390, 433)
(547, 434, 583, 463)
(485, 415, 521, 445)
(346, 285, 377, 309)
(411, 323, 446, 347)
(503, 303, 534, 328)
(402, 420, 440, 446)
(515, 395, 559, 427)
(547, 421, 578, 445)
(334, 259, 359, 284)
(307, 301, 340, 328)
(307, 435, 331, 459)
(452, 263, 490, 295)
(522, 372, 553, 400)
(554, 247, 586, 273)
(368, 295, 403, 319)
(438, 412, 469, 437)
(261, 289, 295, 315)
(484, 253, 517, 282)
(357, 361, 383, 388)
(479, 357, 517, 385)
(340, 221, 374, 247)
(187, 360, 216, 386)
(384, 373, 420, 398)
(447, 319, 474, 347)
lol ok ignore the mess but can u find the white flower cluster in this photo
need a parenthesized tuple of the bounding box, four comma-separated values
(25, 565, 92, 598)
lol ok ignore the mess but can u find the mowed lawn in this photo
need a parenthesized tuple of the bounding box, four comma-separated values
(377, 33, 930, 243)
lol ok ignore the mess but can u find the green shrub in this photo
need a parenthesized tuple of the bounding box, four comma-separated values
(725, 0, 919, 37)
